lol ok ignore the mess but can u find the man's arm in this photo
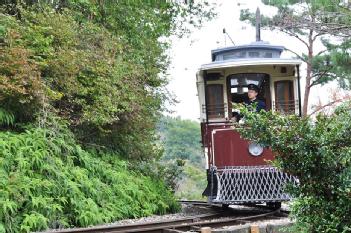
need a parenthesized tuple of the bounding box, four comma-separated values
(256, 100, 266, 112)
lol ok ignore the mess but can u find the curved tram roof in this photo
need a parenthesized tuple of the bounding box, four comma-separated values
(200, 41, 301, 71)
(200, 58, 302, 71)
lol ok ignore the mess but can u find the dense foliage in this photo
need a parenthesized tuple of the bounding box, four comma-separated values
(158, 116, 206, 200)
(0, 123, 179, 232)
(235, 104, 351, 232)
(0, 1, 215, 232)
(0, 1, 215, 159)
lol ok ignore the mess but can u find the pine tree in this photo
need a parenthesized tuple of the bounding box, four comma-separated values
(240, 0, 351, 115)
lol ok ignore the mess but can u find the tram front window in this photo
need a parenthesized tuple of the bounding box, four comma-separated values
(228, 73, 270, 117)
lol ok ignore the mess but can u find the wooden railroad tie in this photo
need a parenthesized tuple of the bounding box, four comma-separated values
(200, 227, 212, 233)
(251, 225, 260, 233)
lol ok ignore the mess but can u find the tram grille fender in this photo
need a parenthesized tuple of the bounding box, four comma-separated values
(213, 166, 298, 204)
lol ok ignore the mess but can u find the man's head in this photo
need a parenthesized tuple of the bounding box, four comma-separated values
(247, 84, 259, 101)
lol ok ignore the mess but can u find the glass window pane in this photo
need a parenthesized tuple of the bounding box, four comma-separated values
(276, 83, 286, 101)
(238, 51, 246, 58)
(274, 81, 294, 114)
(206, 84, 224, 118)
(231, 79, 238, 86)
(248, 51, 259, 57)
(228, 73, 266, 88)
(264, 52, 273, 58)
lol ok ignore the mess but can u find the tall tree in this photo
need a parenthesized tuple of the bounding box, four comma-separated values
(0, 1, 215, 159)
(240, 0, 351, 116)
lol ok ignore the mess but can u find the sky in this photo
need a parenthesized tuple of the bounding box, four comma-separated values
(166, 0, 342, 121)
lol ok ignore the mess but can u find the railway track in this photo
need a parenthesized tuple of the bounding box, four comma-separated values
(44, 201, 288, 233)
(179, 200, 290, 216)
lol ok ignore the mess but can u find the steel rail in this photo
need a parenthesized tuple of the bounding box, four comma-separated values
(42, 208, 284, 233)
(179, 200, 289, 214)
(41, 200, 289, 233)
(178, 200, 220, 207)
(41, 210, 227, 233)
(96, 208, 281, 233)
(158, 208, 283, 233)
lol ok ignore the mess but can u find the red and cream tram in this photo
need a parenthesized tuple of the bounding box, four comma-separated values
(197, 38, 301, 207)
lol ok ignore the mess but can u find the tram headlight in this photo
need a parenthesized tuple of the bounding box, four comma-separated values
(248, 142, 264, 156)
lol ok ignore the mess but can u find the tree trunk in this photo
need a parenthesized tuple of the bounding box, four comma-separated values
(302, 29, 314, 116)
(303, 81, 311, 116)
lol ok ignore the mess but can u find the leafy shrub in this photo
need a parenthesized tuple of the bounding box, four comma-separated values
(0, 125, 179, 232)
(0, 13, 43, 123)
(133, 158, 185, 193)
(0, 108, 14, 126)
(235, 103, 351, 232)
(0, 8, 160, 160)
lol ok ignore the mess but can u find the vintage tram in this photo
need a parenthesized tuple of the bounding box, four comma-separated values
(196, 37, 301, 207)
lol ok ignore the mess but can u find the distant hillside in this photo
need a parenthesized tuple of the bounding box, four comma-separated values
(158, 116, 206, 200)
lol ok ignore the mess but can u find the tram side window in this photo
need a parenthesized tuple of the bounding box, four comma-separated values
(274, 81, 295, 114)
(248, 51, 259, 58)
(206, 84, 225, 119)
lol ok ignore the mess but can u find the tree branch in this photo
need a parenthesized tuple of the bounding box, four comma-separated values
(316, 49, 327, 57)
(308, 96, 351, 116)
(279, 29, 310, 49)
(284, 48, 307, 62)
(309, 67, 334, 88)
(312, 31, 324, 42)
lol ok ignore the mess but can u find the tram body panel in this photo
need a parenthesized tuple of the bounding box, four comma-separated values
(201, 123, 274, 168)
(211, 128, 274, 167)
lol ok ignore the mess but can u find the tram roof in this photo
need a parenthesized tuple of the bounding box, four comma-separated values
(211, 43, 285, 55)
(200, 58, 302, 71)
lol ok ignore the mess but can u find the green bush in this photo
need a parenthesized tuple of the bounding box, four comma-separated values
(0, 125, 179, 232)
(235, 103, 351, 232)
(0, 108, 14, 126)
